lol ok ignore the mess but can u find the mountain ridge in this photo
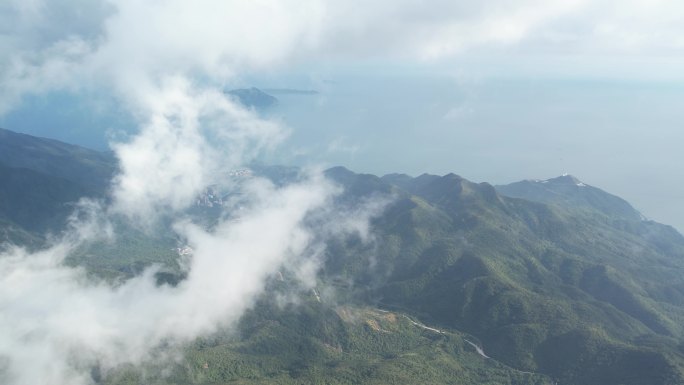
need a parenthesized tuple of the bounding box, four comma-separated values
(496, 174, 645, 221)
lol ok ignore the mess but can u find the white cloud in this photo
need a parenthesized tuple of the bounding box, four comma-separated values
(0, 175, 343, 385)
(108, 77, 285, 224)
(327, 137, 361, 157)
(3, 0, 684, 116)
(0, 4, 396, 382)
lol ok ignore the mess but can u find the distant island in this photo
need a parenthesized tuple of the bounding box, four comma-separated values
(226, 87, 278, 109)
(262, 88, 319, 95)
(226, 87, 319, 109)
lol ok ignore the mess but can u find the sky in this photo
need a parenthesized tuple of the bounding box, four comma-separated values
(0, 1, 684, 384)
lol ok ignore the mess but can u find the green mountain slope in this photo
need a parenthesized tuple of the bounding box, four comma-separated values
(3, 129, 684, 384)
(325, 169, 684, 385)
(0, 129, 177, 271)
(104, 287, 550, 385)
(496, 175, 644, 221)
(0, 161, 97, 234)
(0, 127, 115, 190)
(0, 128, 115, 244)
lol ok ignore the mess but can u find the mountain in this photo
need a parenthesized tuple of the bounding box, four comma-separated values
(3, 130, 684, 384)
(496, 175, 644, 221)
(227, 87, 278, 109)
(0, 162, 95, 234)
(327, 169, 684, 385)
(0, 128, 115, 241)
(0, 127, 115, 190)
(105, 290, 550, 385)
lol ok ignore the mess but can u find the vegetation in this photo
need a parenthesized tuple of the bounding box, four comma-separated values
(103, 294, 550, 385)
(3, 129, 684, 384)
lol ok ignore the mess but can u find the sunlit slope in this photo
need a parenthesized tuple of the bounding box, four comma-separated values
(327, 168, 684, 385)
(496, 175, 644, 221)
(104, 291, 550, 385)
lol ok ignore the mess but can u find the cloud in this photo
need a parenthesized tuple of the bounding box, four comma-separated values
(0, 2, 363, 383)
(327, 137, 361, 157)
(316, 0, 590, 59)
(109, 76, 286, 224)
(0, 174, 345, 385)
(3, 0, 684, 115)
(0, 5, 395, 383)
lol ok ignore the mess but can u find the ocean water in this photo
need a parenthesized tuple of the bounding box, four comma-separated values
(262, 72, 466, 174)
(0, 90, 135, 151)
